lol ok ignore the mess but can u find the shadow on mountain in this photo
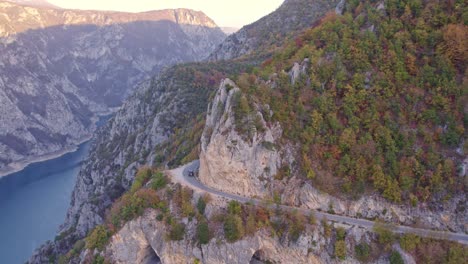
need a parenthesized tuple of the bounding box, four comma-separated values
(0, 19, 225, 170)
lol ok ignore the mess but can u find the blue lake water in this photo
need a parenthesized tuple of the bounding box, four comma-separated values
(0, 142, 90, 264)
(0, 115, 111, 264)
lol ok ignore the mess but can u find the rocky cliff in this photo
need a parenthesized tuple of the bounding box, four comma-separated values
(199, 72, 467, 234)
(29, 0, 348, 258)
(208, 0, 342, 61)
(28, 62, 250, 262)
(98, 186, 402, 264)
(105, 209, 324, 264)
(0, 1, 225, 174)
(99, 186, 391, 264)
(199, 79, 283, 198)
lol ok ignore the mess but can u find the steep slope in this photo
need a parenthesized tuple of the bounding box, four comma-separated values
(30, 0, 467, 262)
(208, 0, 343, 61)
(0, 1, 226, 175)
(26, 0, 367, 262)
(202, 0, 467, 231)
(29, 62, 250, 262)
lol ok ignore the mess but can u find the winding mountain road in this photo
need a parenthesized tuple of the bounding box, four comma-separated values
(169, 161, 468, 245)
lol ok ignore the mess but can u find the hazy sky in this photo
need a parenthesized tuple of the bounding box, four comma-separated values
(47, 0, 284, 28)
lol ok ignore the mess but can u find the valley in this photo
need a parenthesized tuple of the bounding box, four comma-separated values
(0, 0, 226, 174)
(0, 0, 466, 263)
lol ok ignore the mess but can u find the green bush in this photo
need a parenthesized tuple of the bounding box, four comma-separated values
(197, 197, 207, 215)
(57, 255, 69, 264)
(169, 222, 186, 241)
(322, 219, 331, 238)
(354, 242, 370, 262)
(86, 225, 109, 251)
(196, 221, 210, 244)
(130, 167, 152, 193)
(335, 240, 347, 260)
(447, 245, 468, 264)
(224, 215, 245, 242)
(92, 255, 105, 264)
(71, 240, 85, 255)
(227, 200, 242, 215)
(399, 234, 420, 251)
(336, 227, 346, 240)
(289, 222, 304, 242)
(373, 222, 394, 245)
(389, 251, 404, 264)
(151, 172, 167, 190)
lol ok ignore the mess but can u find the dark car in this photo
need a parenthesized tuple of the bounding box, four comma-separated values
(188, 171, 194, 177)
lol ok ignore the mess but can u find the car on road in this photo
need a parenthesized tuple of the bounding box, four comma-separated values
(188, 171, 194, 177)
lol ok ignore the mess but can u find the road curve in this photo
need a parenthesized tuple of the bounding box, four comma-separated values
(169, 161, 468, 245)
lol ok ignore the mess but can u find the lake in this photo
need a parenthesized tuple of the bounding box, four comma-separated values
(0, 115, 111, 264)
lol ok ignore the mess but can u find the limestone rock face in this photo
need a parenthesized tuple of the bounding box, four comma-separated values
(199, 79, 282, 198)
(29, 62, 226, 262)
(0, 1, 226, 173)
(199, 70, 467, 234)
(106, 210, 323, 264)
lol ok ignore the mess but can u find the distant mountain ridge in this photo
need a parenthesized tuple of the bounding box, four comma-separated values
(0, 1, 226, 175)
(5, 0, 60, 9)
(0, 1, 218, 37)
(220, 26, 239, 35)
(209, 0, 341, 61)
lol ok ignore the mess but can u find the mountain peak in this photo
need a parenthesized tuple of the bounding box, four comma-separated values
(6, 0, 60, 9)
(172, 8, 218, 28)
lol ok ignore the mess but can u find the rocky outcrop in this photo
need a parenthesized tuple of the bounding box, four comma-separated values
(199, 79, 283, 198)
(208, 0, 341, 61)
(0, 1, 225, 173)
(297, 183, 467, 232)
(106, 209, 323, 264)
(198, 68, 468, 233)
(28, 62, 237, 262)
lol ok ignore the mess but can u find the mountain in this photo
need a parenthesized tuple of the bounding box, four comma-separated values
(208, 0, 342, 61)
(220, 26, 239, 35)
(5, 0, 60, 9)
(28, 0, 342, 262)
(0, 1, 226, 175)
(30, 0, 468, 263)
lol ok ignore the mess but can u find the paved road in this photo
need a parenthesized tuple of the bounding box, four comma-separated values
(169, 161, 468, 245)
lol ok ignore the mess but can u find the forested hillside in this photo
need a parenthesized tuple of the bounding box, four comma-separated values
(234, 0, 467, 204)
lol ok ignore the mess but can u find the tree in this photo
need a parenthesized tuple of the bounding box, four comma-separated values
(86, 225, 109, 251)
(245, 211, 257, 235)
(335, 240, 347, 260)
(389, 251, 404, 264)
(196, 221, 210, 244)
(224, 215, 244, 242)
(227, 200, 242, 215)
(441, 24, 468, 70)
(383, 178, 402, 203)
(197, 197, 207, 215)
(355, 242, 370, 262)
(336, 227, 346, 241)
(373, 222, 394, 245)
(399, 234, 420, 251)
(151, 172, 167, 190)
(339, 128, 356, 152)
(372, 165, 387, 191)
(130, 167, 152, 193)
(169, 222, 185, 241)
(289, 211, 306, 242)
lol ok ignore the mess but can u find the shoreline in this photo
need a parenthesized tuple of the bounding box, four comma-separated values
(0, 110, 118, 179)
(0, 135, 93, 179)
